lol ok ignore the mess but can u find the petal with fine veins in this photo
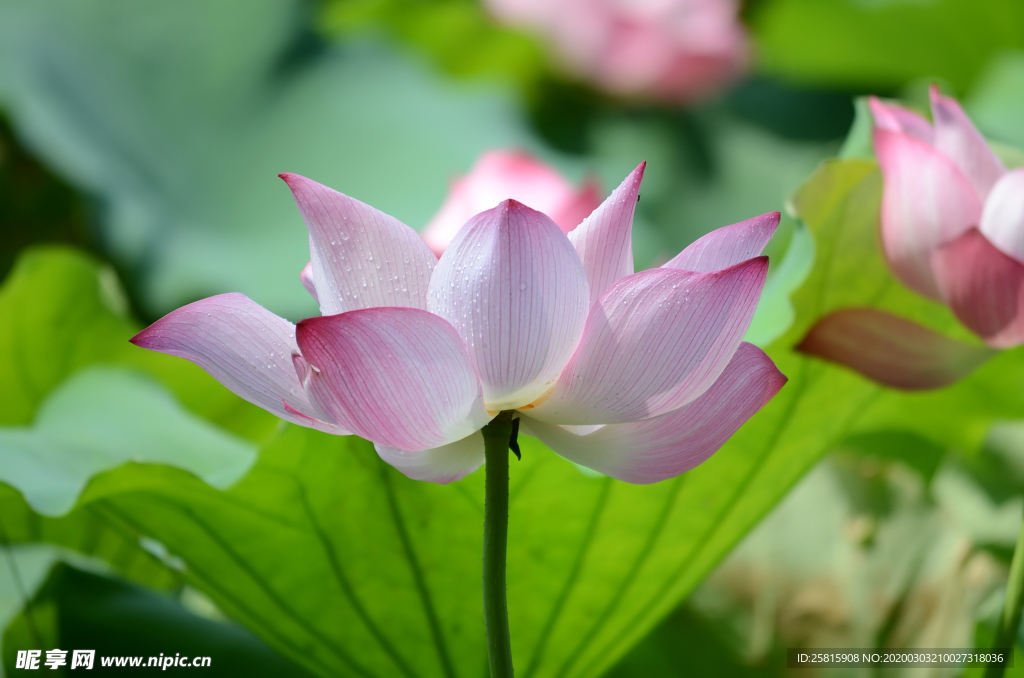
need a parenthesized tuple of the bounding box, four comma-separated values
(279, 173, 437, 315)
(932, 228, 1024, 348)
(874, 128, 982, 299)
(796, 307, 995, 389)
(427, 200, 590, 411)
(662, 211, 779, 273)
(868, 96, 933, 143)
(930, 85, 1005, 200)
(520, 343, 785, 484)
(526, 257, 768, 425)
(130, 293, 345, 434)
(980, 169, 1024, 264)
(296, 307, 491, 451)
(374, 431, 484, 484)
(568, 161, 644, 304)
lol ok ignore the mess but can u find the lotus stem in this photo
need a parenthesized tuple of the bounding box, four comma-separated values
(481, 412, 516, 678)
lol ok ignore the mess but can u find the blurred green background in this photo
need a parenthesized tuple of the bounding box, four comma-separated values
(2, 0, 1024, 676)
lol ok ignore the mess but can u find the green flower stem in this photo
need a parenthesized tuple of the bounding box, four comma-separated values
(985, 506, 1024, 678)
(481, 412, 516, 678)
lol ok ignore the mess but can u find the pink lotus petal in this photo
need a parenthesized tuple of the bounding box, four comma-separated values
(930, 86, 1005, 200)
(568, 162, 645, 304)
(296, 307, 491, 452)
(374, 431, 485, 484)
(130, 293, 345, 434)
(932, 228, 1024, 348)
(525, 257, 768, 425)
(662, 211, 780, 273)
(520, 342, 784, 483)
(279, 173, 437, 315)
(797, 307, 995, 389)
(868, 96, 933, 143)
(427, 200, 590, 411)
(980, 169, 1024, 264)
(874, 128, 982, 299)
(299, 260, 318, 303)
(421, 150, 600, 256)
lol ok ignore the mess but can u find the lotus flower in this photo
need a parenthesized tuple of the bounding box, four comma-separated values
(421, 150, 601, 257)
(798, 88, 1023, 390)
(131, 163, 785, 484)
(486, 0, 748, 102)
(870, 87, 1024, 348)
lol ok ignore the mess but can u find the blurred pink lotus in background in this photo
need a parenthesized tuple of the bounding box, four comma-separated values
(871, 87, 1024, 348)
(422, 150, 601, 256)
(798, 88, 1024, 390)
(486, 0, 748, 102)
(132, 163, 785, 485)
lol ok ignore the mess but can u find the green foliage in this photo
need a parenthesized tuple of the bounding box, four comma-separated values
(0, 367, 255, 516)
(0, 116, 91, 282)
(0, 0, 541, 319)
(3, 422, 859, 678)
(0, 249, 135, 426)
(605, 604, 783, 678)
(751, 0, 1024, 93)
(321, 0, 547, 91)
(968, 52, 1024, 149)
(0, 247, 277, 439)
(3, 565, 313, 677)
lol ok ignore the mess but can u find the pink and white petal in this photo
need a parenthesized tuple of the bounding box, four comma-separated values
(130, 293, 345, 434)
(932, 228, 1024, 348)
(299, 260, 318, 303)
(279, 173, 437, 315)
(520, 342, 785, 484)
(525, 257, 768, 425)
(980, 169, 1024, 264)
(796, 307, 995, 390)
(874, 128, 983, 299)
(930, 85, 1005, 199)
(868, 96, 933, 143)
(427, 200, 590, 411)
(374, 431, 485, 484)
(568, 162, 645, 304)
(662, 211, 780, 273)
(296, 307, 491, 451)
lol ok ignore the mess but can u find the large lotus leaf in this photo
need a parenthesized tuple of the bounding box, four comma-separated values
(0, 366, 255, 516)
(0, 0, 545, 319)
(751, 0, 1024, 93)
(4, 428, 814, 678)
(0, 247, 278, 439)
